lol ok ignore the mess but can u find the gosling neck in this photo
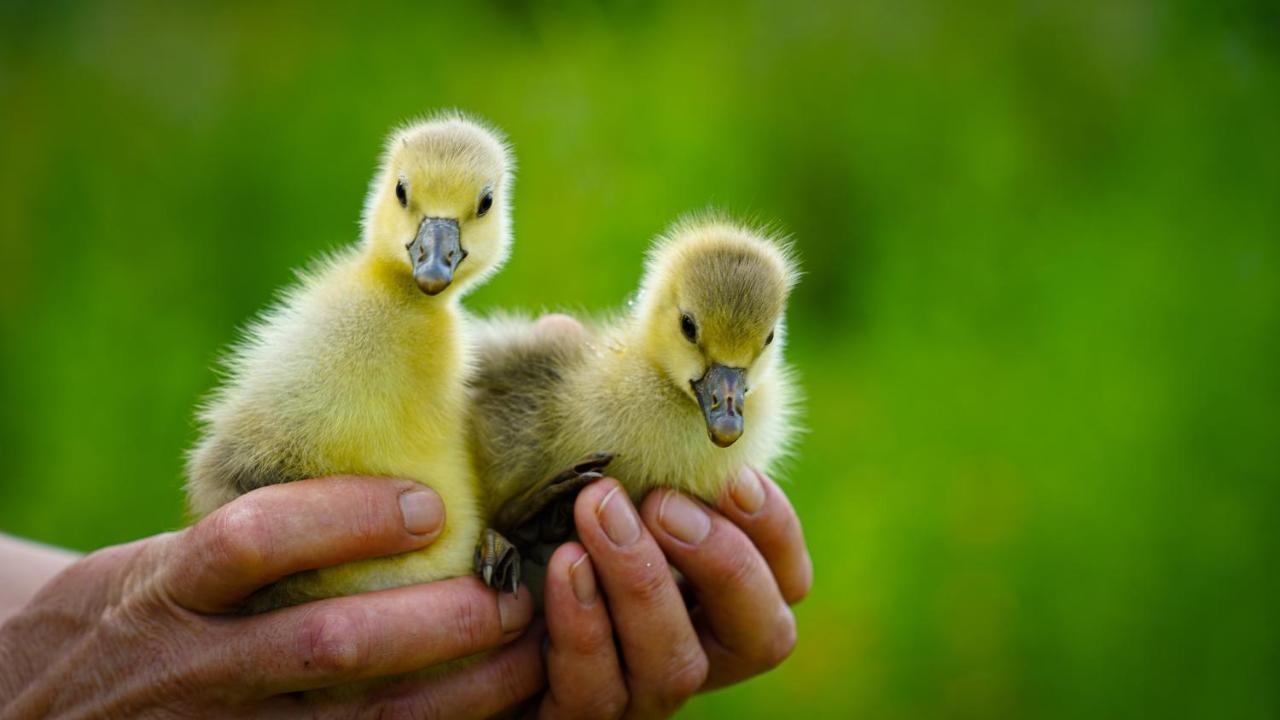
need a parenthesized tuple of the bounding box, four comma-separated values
(360, 250, 467, 308)
(613, 319, 695, 417)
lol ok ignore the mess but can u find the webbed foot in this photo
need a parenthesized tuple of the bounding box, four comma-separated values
(474, 527, 521, 595)
(496, 452, 615, 547)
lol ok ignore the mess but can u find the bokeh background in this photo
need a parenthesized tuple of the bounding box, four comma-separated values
(2, 1, 1278, 717)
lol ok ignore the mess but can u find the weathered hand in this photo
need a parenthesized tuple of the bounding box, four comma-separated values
(530, 468, 812, 719)
(0, 476, 543, 718)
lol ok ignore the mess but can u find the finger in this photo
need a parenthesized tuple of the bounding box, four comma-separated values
(539, 543, 628, 719)
(533, 313, 586, 340)
(214, 575, 533, 697)
(642, 489, 796, 690)
(165, 475, 445, 613)
(716, 467, 813, 604)
(575, 479, 708, 717)
(344, 621, 549, 720)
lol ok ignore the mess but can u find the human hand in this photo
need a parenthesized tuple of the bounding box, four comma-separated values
(529, 468, 812, 718)
(0, 476, 544, 718)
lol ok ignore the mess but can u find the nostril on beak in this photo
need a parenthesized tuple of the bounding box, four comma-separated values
(726, 395, 736, 415)
(710, 392, 721, 410)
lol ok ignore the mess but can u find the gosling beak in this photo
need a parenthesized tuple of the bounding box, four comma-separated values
(691, 364, 747, 448)
(407, 217, 466, 295)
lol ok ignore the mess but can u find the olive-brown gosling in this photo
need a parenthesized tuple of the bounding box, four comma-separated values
(469, 215, 801, 545)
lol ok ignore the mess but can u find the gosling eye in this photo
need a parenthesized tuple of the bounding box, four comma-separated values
(765, 329, 775, 346)
(476, 190, 494, 217)
(680, 313, 698, 343)
(395, 180, 407, 208)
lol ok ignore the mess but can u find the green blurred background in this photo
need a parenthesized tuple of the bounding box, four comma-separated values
(2, 1, 1278, 717)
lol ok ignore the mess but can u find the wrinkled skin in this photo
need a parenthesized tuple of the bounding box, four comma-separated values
(0, 467, 810, 719)
(0, 476, 543, 719)
(528, 468, 812, 719)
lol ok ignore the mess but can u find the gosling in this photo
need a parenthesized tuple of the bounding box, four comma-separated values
(469, 215, 801, 545)
(186, 112, 518, 609)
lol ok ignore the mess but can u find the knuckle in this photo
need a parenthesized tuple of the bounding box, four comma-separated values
(656, 649, 709, 707)
(575, 626, 615, 658)
(349, 488, 388, 546)
(303, 609, 368, 674)
(95, 602, 139, 643)
(751, 608, 798, 671)
(625, 560, 673, 606)
(714, 540, 761, 590)
(453, 595, 493, 649)
(565, 617, 614, 657)
(208, 501, 271, 574)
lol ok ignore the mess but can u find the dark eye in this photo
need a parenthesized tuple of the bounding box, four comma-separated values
(395, 180, 407, 207)
(765, 329, 775, 346)
(680, 313, 698, 343)
(476, 190, 494, 217)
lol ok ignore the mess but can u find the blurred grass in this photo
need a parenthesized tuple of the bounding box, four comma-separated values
(2, 1, 1278, 717)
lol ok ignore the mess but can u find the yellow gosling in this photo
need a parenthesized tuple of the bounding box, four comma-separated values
(186, 112, 514, 609)
(470, 214, 801, 542)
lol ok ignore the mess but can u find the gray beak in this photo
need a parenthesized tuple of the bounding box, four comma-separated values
(407, 217, 466, 295)
(691, 364, 746, 448)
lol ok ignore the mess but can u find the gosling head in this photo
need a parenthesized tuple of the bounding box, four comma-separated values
(634, 216, 799, 447)
(363, 112, 513, 296)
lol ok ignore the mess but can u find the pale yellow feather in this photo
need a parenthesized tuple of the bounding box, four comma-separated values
(186, 112, 513, 609)
(470, 215, 802, 512)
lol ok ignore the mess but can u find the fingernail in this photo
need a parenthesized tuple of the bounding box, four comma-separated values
(399, 489, 442, 535)
(731, 466, 765, 515)
(569, 553, 597, 605)
(499, 590, 532, 637)
(659, 491, 711, 545)
(597, 485, 641, 546)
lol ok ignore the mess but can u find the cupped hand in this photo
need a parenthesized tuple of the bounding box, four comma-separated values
(0, 476, 544, 719)
(531, 468, 812, 719)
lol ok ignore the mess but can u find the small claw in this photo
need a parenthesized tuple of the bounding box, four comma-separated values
(475, 528, 522, 594)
